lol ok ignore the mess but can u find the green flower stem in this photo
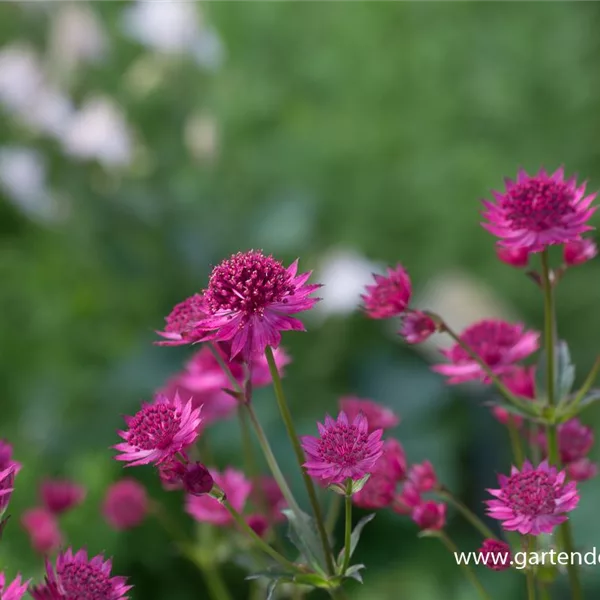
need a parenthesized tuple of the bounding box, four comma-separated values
(224, 500, 300, 573)
(265, 345, 335, 575)
(526, 536, 536, 600)
(341, 481, 353, 574)
(438, 532, 492, 600)
(437, 487, 496, 540)
(570, 355, 600, 410)
(207, 342, 243, 394)
(507, 417, 525, 467)
(326, 494, 342, 535)
(540, 250, 582, 600)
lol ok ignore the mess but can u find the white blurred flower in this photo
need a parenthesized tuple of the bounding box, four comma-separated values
(315, 248, 378, 318)
(61, 96, 133, 168)
(0, 147, 65, 223)
(192, 27, 225, 71)
(0, 44, 44, 111)
(49, 4, 107, 75)
(184, 113, 218, 163)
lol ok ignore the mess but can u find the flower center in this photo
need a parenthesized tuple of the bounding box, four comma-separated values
(204, 251, 294, 318)
(455, 321, 520, 365)
(503, 179, 576, 232)
(502, 471, 556, 517)
(318, 424, 369, 467)
(58, 562, 114, 599)
(164, 294, 205, 334)
(127, 404, 181, 451)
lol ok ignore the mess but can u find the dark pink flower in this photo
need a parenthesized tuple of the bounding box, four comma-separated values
(191, 251, 320, 359)
(0, 573, 29, 600)
(408, 461, 437, 493)
(412, 501, 446, 531)
(103, 479, 148, 531)
(482, 168, 597, 252)
(113, 392, 202, 467)
(479, 539, 512, 571)
(362, 265, 412, 319)
(496, 246, 530, 268)
(156, 293, 207, 346)
(492, 366, 536, 427)
(251, 476, 286, 523)
(186, 468, 251, 526)
(353, 475, 396, 510)
(399, 311, 437, 344)
(301, 411, 384, 485)
(250, 347, 291, 386)
(0, 440, 20, 473)
(564, 238, 597, 266)
(486, 460, 579, 535)
(392, 482, 421, 515)
(247, 514, 269, 538)
(40, 479, 86, 515)
(21, 508, 62, 555)
(558, 418, 594, 464)
(0, 464, 16, 516)
(29, 548, 132, 600)
(432, 319, 539, 384)
(339, 396, 399, 432)
(182, 463, 214, 496)
(566, 458, 598, 482)
(380, 439, 407, 481)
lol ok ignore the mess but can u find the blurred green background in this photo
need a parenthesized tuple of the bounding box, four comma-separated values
(1, 2, 600, 599)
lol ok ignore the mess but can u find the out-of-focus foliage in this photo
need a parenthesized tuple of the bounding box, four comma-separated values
(1, 2, 600, 599)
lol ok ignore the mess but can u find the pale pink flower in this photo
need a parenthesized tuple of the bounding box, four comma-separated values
(21, 507, 62, 554)
(479, 539, 512, 571)
(408, 460, 437, 492)
(399, 311, 437, 344)
(432, 319, 539, 384)
(362, 264, 411, 319)
(339, 396, 399, 432)
(0, 573, 29, 600)
(186, 468, 251, 526)
(40, 479, 86, 515)
(564, 238, 597, 266)
(192, 251, 320, 359)
(412, 501, 446, 531)
(29, 548, 132, 600)
(566, 458, 598, 482)
(482, 167, 597, 252)
(103, 479, 148, 530)
(486, 460, 579, 535)
(156, 293, 207, 346)
(496, 246, 530, 268)
(301, 411, 384, 485)
(113, 392, 201, 467)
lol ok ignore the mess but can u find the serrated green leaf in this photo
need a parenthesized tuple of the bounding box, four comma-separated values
(282, 508, 327, 575)
(536, 341, 576, 403)
(336, 513, 375, 568)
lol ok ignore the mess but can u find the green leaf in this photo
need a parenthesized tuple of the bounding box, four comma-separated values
(536, 341, 576, 403)
(336, 513, 375, 568)
(556, 389, 600, 421)
(344, 564, 366, 583)
(282, 508, 327, 575)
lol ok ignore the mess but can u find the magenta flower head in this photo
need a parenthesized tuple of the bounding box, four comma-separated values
(182, 462, 214, 496)
(40, 479, 86, 515)
(496, 246, 530, 268)
(411, 501, 446, 531)
(113, 392, 202, 467)
(399, 311, 437, 344)
(392, 482, 421, 515)
(408, 460, 437, 493)
(0, 464, 16, 516)
(486, 460, 579, 535)
(301, 411, 384, 487)
(339, 396, 399, 432)
(567, 458, 598, 482)
(0, 573, 29, 600)
(558, 418, 594, 464)
(186, 468, 251, 526)
(192, 250, 320, 360)
(103, 479, 148, 531)
(0, 440, 20, 472)
(156, 293, 207, 346)
(21, 508, 62, 555)
(482, 167, 597, 252)
(564, 238, 597, 266)
(362, 264, 412, 319)
(432, 319, 539, 384)
(479, 539, 512, 571)
(29, 548, 132, 600)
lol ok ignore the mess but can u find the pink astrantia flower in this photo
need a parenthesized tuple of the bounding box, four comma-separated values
(113, 392, 202, 467)
(392, 482, 421, 515)
(189, 251, 320, 360)
(492, 366, 536, 427)
(29, 548, 132, 600)
(301, 411, 384, 485)
(479, 539, 512, 571)
(339, 396, 399, 432)
(0, 440, 20, 472)
(566, 458, 598, 482)
(558, 418, 594, 464)
(21, 508, 62, 555)
(0, 464, 16, 516)
(399, 311, 437, 344)
(412, 501, 446, 531)
(482, 167, 597, 252)
(486, 460, 579, 535)
(103, 479, 148, 531)
(496, 246, 530, 268)
(186, 468, 251, 526)
(408, 460, 437, 493)
(0, 573, 29, 600)
(251, 476, 286, 523)
(155, 293, 207, 346)
(432, 319, 539, 384)
(564, 238, 597, 266)
(362, 264, 412, 319)
(40, 479, 86, 515)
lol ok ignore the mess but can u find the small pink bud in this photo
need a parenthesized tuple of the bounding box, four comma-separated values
(399, 311, 437, 344)
(564, 239, 597, 266)
(158, 460, 186, 491)
(102, 479, 148, 531)
(182, 463, 214, 496)
(408, 460, 437, 492)
(496, 246, 530, 268)
(566, 458, 598, 482)
(21, 507, 62, 554)
(412, 501, 446, 531)
(479, 538, 512, 571)
(40, 479, 86, 515)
